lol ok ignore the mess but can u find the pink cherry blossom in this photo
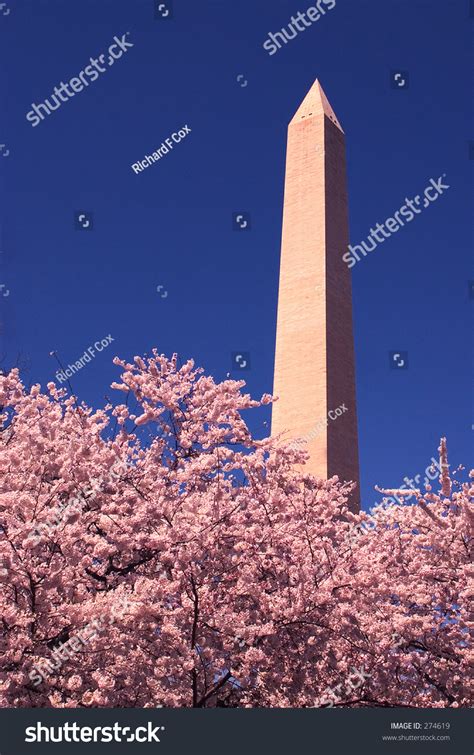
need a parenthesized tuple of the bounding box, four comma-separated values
(0, 353, 471, 708)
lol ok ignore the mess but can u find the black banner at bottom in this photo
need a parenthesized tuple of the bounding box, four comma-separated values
(0, 708, 471, 754)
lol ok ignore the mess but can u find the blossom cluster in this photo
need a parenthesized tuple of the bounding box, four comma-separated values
(29, 459, 132, 544)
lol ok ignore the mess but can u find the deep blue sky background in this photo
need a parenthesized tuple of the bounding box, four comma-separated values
(0, 0, 472, 509)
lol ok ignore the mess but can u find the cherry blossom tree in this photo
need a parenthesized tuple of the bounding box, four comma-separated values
(0, 352, 471, 708)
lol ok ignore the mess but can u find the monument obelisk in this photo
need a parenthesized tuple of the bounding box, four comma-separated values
(272, 79, 360, 509)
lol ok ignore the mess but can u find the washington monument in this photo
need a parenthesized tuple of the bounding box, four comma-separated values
(272, 79, 360, 509)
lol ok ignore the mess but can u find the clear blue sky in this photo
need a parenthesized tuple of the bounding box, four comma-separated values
(0, 0, 472, 509)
